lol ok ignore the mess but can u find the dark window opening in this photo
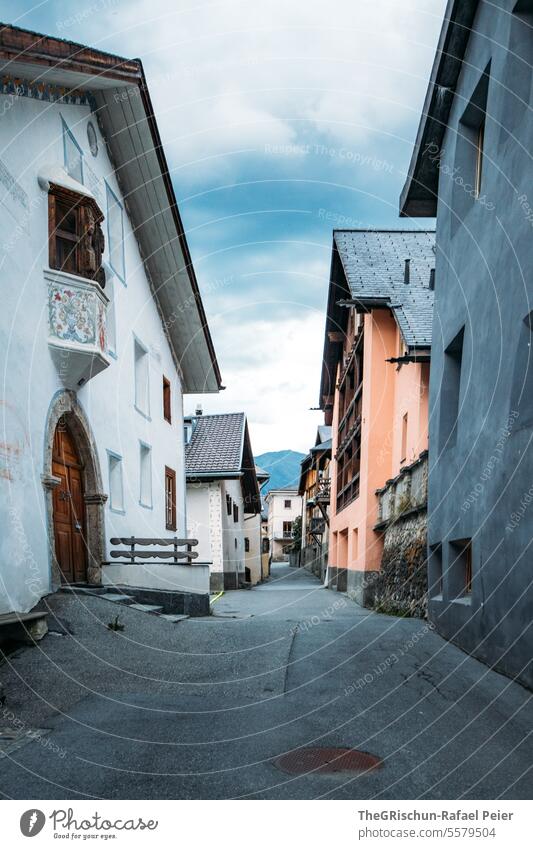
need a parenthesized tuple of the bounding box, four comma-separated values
(262, 537, 270, 554)
(449, 538, 473, 599)
(283, 521, 293, 538)
(510, 311, 533, 429)
(452, 63, 490, 234)
(233, 503, 239, 523)
(428, 544, 443, 598)
(165, 466, 176, 531)
(163, 376, 171, 423)
(284, 499, 292, 508)
(439, 327, 464, 451)
(244, 537, 250, 552)
(48, 186, 105, 286)
(226, 494, 232, 516)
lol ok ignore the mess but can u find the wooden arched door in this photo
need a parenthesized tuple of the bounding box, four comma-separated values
(52, 418, 87, 583)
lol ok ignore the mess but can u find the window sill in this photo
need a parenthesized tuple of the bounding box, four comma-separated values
(107, 349, 118, 361)
(451, 595, 472, 606)
(134, 404, 152, 422)
(109, 506, 126, 515)
(139, 500, 153, 510)
(109, 262, 126, 287)
(44, 267, 109, 302)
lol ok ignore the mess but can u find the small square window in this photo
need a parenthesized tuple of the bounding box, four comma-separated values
(449, 538, 473, 600)
(439, 327, 464, 451)
(284, 499, 292, 508)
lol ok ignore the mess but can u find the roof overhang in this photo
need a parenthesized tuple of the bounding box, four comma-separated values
(399, 0, 479, 218)
(0, 23, 222, 393)
(319, 241, 351, 409)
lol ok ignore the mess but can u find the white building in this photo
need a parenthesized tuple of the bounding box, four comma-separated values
(265, 489, 303, 562)
(0, 26, 221, 616)
(184, 413, 262, 591)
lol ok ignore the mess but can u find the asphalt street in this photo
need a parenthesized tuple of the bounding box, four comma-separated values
(0, 564, 532, 799)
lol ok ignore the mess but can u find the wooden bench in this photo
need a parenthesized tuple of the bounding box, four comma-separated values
(108, 537, 203, 566)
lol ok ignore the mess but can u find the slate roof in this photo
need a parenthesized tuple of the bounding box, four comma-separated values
(333, 230, 436, 348)
(185, 413, 245, 476)
(317, 425, 332, 445)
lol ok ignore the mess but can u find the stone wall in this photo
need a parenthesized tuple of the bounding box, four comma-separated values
(373, 452, 428, 618)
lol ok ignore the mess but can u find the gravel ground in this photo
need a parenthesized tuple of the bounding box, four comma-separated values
(0, 564, 532, 799)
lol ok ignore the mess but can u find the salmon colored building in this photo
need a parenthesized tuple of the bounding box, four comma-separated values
(320, 230, 435, 605)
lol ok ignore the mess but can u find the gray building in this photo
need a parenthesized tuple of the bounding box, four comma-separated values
(401, 0, 533, 688)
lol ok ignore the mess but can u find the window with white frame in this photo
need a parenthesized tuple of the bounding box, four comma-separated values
(139, 442, 152, 508)
(134, 337, 150, 417)
(62, 117, 83, 184)
(106, 182, 125, 282)
(108, 452, 124, 512)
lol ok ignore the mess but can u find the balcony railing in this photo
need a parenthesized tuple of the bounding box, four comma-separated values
(47, 270, 110, 389)
(316, 478, 331, 504)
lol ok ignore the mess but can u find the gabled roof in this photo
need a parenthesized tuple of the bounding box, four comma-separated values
(185, 413, 261, 513)
(320, 229, 435, 408)
(399, 0, 479, 217)
(0, 23, 222, 392)
(334, 230, 436, 348)
(185, 413, 246, 475)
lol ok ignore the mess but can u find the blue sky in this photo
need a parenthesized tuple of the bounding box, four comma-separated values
(5, 0, 444, 453)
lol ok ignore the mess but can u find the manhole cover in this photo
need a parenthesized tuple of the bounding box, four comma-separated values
(273, 747, 382, 775)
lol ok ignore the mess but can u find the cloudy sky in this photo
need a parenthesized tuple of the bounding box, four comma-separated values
(6, 0, 444, 453)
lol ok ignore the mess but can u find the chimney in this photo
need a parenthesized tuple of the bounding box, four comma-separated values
(404, 258, 411, 284)
(429, 268, 435, 291)
(195, 404, 203, 416)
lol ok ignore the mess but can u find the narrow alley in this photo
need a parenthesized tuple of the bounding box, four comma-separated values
(1, 564, 531, 800)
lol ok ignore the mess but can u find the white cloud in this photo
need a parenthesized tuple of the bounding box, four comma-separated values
(74, 0, 445, 181)
(185, 311, 325, 454)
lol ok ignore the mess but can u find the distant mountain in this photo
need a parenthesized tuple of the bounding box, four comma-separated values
(255, 450, 306, 494)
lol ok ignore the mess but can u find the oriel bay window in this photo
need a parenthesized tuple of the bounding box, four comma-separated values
(336, 320, 364, 511)
(48, 185, 105, 286)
